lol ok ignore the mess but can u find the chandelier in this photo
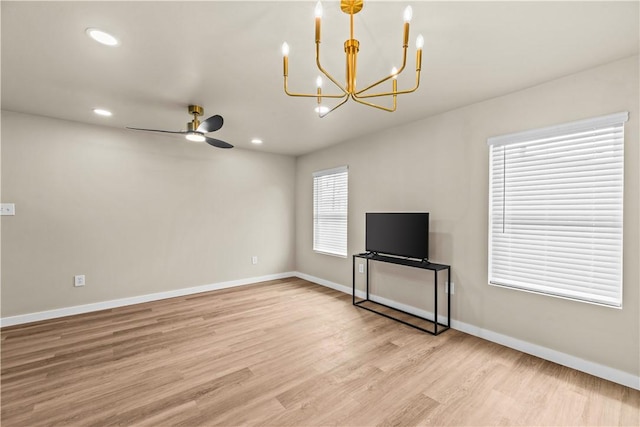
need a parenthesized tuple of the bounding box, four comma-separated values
(282, 0, 423, 118)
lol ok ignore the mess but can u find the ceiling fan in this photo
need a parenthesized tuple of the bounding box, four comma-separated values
(126, 105, 233, 149)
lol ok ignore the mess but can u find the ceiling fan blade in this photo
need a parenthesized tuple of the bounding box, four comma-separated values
(197, 115, 223, 133)
(205, 136, 233, 149)
(126, 127, 187, 135)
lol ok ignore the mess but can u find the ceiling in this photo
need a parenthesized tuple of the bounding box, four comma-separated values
(2, 1, 638, 156)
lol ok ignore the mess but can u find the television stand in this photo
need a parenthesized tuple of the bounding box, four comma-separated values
(352, 253, 451, 335)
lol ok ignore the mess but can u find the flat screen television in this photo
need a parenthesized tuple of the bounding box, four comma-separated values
(366, 212, 429, 260)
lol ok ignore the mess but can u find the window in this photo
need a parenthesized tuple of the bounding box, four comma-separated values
(488, 112, 627, 307)
(313, 166, 348, 257)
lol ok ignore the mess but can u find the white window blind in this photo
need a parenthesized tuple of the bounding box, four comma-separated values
(313, 166, 348, 257)
(488, 112, 627, 307)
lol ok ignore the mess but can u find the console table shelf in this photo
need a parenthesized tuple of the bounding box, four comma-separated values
(352, 253, 451, 335)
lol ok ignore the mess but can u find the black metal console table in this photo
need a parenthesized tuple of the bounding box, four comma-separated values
(352, 253, 451, 335)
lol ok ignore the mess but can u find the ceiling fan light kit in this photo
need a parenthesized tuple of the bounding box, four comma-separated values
(126, 105, 233, 149)
(282, 0, 423, 118)
(185, 133, 206, 142)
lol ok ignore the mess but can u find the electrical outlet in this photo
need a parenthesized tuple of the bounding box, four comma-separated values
(358, 264, 364, 273)
(252, 256, 258, 265)
(74, 275, 85, 287)
(445, 282, 455, 294)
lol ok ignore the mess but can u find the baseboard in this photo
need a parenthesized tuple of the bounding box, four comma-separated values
(295, 271, 640, 391)
(0, 272, 296, 328)
(450, 319, 640, 391)
(295, 271, 363, 297)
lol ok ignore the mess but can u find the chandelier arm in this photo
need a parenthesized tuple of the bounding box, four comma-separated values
(284, 76, 347, 99)
(353, 82, 419, 98)
(314, 10, 348, 95)
(315, 43, 349, 94)
(318, 93, 350, 99)
(353, 86, 420, 99)
(354, 65, 421, 99)
(318, 95, 351, 118)
(354, 46, 409, 96)
(349, 93, 397, 112)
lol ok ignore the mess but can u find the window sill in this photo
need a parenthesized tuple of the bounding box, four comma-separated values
(313, 249, 347, 259)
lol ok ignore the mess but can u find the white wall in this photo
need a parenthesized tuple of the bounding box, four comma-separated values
(295, 56, 640, 377)
(1, 111, 296, 317)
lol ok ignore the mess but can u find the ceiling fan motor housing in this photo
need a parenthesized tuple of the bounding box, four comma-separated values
(188, 105, 204, 116)
(187, 105, 204, 131)
(187, 121, 200, 132)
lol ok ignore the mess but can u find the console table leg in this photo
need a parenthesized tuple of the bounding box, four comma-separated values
(447, 267, 451, 329)
(352, 255, 356, 305)
(434, 270, 438, 335)
(366, 259, 370, 301)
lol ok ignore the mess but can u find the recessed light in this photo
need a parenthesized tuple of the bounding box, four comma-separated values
(93, 108, 112, 117)
(315, 106, 329, 114)
(251, 138, 263, 144)
(86, 28, 119, 46)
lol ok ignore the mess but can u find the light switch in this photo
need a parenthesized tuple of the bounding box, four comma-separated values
(0, 203, 15, 216)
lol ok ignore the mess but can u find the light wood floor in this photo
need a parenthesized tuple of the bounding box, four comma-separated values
(2, 278, 638, 426)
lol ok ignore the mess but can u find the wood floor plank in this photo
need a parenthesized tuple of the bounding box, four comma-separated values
(375, 392, 440, 427)
(2, 278, 638, 426)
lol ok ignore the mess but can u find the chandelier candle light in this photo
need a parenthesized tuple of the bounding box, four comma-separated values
(282, 0, 424, 117)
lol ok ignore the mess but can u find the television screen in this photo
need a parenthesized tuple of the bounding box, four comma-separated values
(366, 212, 429, 260)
